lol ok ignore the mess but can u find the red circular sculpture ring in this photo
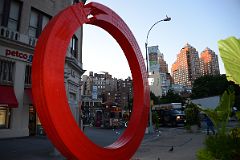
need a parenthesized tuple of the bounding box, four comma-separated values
(32, 2, 150, 160)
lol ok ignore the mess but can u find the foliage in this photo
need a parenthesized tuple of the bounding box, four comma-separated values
(229, 127, 240, 139)
(150, 92, 160, 105)
(192, 75, 240, 109)
(197, 134, 240, 160)
(197, 87, 235, 135)
(160, 89, 184, 104)
(236, 111, 240, 120)
(191, 75, 229, 99)
(197, 148, 214, 160)
(196, 88, 239, 160)
(185, 103, 200, 126)
(218, 36, 240, 85)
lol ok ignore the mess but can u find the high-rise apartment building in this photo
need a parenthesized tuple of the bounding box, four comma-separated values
(171, 43, 201, 87)
(200, 47, 220, 76)
(148, 45, 169, 73)
(0, 0, 85, 138)
(147, 45, 171, 96)
(158, 52, 168, 73)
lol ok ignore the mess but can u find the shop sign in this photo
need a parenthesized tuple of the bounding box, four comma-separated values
(0, 46, 33, 63)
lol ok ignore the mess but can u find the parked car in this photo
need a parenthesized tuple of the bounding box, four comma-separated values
(155, 109, 186, 127)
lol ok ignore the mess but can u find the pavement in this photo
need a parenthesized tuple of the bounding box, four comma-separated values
(132, 127, 205, 160)
(0, 126, 207, 160)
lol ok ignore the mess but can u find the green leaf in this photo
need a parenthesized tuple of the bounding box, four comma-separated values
(196, 88, 235, 134)
(236, 111, 240, 120)
(218, 36, 240, 85)
(216, 88, 235, 113)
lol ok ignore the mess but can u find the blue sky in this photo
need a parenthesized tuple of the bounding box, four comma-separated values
(82, 0, 240, 79)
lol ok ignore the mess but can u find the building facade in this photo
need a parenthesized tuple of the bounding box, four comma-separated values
(0, 0, 84, 138)
(158, 51, 168, 73)
(171, 43, 201, 87)
(81, 71, 133, 125)
(171, 44, 220, 88)
(147, 45, 171, 97)
(200, 47, 220, 76)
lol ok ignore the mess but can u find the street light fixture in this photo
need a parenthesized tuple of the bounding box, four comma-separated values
(145, 15, 171, 73)
(145, 15, 171, 134)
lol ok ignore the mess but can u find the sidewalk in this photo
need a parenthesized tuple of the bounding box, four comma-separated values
(0, 127, 206, 160)
(132, 128, 206, 160)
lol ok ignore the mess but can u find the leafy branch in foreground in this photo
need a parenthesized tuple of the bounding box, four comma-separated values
(218, 36, 240, 85)
(197, 87, 235, 136)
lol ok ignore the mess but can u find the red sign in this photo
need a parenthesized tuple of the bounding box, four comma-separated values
(32, 2, 149, 160)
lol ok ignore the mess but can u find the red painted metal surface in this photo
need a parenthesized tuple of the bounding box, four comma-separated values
(32, 2, 150, 160)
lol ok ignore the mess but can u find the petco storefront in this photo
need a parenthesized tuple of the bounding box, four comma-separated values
(0, 45, 43, 138)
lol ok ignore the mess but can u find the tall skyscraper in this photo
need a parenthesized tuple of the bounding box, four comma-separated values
(158, 51, 169, 73)
(148, 45, 169, 73)
(171, 43, 201, 87)
(148, 45, 171, 96)
(200, 47, 220, 76)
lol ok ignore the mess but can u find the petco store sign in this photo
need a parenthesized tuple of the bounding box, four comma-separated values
(0, 46, 33, 63)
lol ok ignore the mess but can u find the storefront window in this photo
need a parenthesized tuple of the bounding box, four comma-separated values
(0, 107, 11, 129)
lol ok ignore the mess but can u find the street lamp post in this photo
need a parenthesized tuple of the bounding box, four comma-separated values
(145, 15, 171, 134)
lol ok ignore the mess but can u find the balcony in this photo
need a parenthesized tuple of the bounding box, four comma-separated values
(0, 26, 38, 48)
(0, 26, 19, 41)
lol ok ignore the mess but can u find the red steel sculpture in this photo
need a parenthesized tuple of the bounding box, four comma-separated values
(32, 2, 150, 160)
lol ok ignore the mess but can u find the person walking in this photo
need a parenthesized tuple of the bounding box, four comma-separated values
(204, 115, 215, 135)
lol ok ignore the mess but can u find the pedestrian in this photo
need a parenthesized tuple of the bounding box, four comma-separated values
(204, 115, 215, 135)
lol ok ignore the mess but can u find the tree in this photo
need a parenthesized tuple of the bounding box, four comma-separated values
(160, 89, 184, 104)
(150, 92, 160, 104)
(185, 103, 201, 127)
(191, 75, 240, 109)
(191, 74, 229, 99)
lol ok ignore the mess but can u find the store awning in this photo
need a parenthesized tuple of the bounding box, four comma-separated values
(24, 88, 34, 105)
(0, 85, 18, 108)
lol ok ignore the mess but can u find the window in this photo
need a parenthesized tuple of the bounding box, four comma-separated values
(70, 35, 78, 59)
(0, 59, 15, 84)
(24, 65, 32, 85)
(0, 107, 11, 129)
(72, 0, 79, 4)
(72, 0, 86, 4)
(7, 0, 21, 31)
(29, 8, 51, 38)
(0, 0, 4, 25)
(69, 92, 76, 101)
(1, 0, 22, 31)
(28, 9, 38, 37)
